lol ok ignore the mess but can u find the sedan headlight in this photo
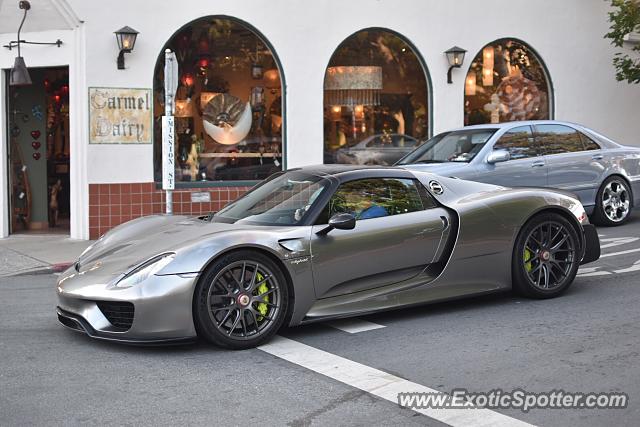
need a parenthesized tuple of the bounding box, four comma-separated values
(115, 253, 175, 288)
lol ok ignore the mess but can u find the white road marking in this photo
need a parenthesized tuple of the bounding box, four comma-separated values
(614, 259, 640, 274)
(259, 336, 534, 427)
(577, 271, 612, 277)
(599, 237, 639, 249)
(600, 247, 640, 258)
(326, 318, 386, 334)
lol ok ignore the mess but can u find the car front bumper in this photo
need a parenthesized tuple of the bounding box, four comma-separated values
(56, 267, 199, 344)
(581, 224, 600, 265)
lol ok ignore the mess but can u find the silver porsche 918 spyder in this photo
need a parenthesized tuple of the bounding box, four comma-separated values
(57, 165, 600, 349)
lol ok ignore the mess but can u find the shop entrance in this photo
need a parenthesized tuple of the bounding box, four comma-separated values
(5, 66, 70, 234)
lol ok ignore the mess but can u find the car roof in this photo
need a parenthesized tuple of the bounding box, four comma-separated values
(444, 120, 587, 133)
(288, 164, 413, 180)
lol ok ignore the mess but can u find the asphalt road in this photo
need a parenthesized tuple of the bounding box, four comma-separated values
(2, 217, 640, 426)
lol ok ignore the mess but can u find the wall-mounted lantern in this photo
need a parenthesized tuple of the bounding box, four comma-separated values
(444, 46, 467, 84)
(115, 26, 139, 70)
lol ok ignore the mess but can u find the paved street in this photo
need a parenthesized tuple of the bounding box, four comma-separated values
(2, 217, 640, 426)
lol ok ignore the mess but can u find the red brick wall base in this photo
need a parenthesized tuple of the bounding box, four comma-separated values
(88, 183, 250, 239)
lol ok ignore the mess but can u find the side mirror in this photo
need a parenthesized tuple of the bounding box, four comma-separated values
(316, 213, 356, 235)
(487, 149, 511, 164)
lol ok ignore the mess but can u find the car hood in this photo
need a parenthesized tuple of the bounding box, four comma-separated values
(401, 162, 473, 178)
(75, 215, 262, 277)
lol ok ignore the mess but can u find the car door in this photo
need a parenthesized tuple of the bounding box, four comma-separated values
(535, 124, 607, 207)
(478, 125, 548, 187)
(310, 177, 450, 299)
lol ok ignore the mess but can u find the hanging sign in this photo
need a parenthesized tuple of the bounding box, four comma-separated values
(89, 87, 152, 144)
(162, 116, 175, 190)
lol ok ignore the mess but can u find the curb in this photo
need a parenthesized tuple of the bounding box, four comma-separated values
(6, 262, 73, 278)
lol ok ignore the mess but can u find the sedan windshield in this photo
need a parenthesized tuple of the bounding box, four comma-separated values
(214, 171, 330, 225)
(397, 129, 497, 164)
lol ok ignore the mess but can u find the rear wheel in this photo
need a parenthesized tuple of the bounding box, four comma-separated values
(193, 250, 289, 349)
(592, 176, 632, 226)
(512, 213, 580, 299)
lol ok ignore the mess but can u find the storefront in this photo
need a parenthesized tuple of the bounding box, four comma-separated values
(1, 0, 639, 240)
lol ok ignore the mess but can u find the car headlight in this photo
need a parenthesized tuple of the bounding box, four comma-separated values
(115, 253, 175, 288)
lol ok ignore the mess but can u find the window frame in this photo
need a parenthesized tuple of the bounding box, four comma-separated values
(323, 27, 434, 166)
(152, 15, 287, 188)
(492, 125, 542, 161)
(463, 38, 554, 126)
(533, 124, 586, 156)
(578, 131, 602, 151)
(313, 177, 433, 225)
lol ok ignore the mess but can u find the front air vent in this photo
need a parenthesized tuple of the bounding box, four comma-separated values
(96, 301, 134, 331)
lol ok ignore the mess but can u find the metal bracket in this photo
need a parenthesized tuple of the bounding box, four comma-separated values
(3, 39, 63, 50)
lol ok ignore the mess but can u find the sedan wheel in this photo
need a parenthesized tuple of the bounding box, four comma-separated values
(593, 177, 632, 226)
(194, 251, 288, 349)
(512, 213, 579, 298)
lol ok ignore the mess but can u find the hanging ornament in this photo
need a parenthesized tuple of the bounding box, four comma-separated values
(32, 105, 44, 121)
(30, 130, 41, 139)
(32, 152, 41, 160)
(181, 73, 195, 88)
(31, 141, 41, 150)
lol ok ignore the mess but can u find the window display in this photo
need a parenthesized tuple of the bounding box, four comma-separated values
(464, 39, 552, 125)
(323, 30, 430, 166)
(153, 17, 284, 183)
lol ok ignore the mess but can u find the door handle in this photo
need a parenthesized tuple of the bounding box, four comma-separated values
(592, 154, 604, 161)
(531, 160, 545, 167)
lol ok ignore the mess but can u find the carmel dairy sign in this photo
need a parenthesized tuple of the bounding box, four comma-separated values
(89, 87, 152, 144)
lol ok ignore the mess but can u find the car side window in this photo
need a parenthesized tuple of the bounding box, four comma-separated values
(391, 135, 418, 147)
(316, 178, 425, 224)
(535, 124, 584, 155)
(493, 126, 538, 160)
(579, 132, 601, 151)
(366, 135, 389, 148)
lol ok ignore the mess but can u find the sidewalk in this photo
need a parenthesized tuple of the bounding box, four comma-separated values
(0, 235, 92, 277)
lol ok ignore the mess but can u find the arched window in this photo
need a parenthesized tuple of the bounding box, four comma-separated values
(153, 17, 284, 183)
(464, 38, 552, 125)
(323, 29, 431, 166)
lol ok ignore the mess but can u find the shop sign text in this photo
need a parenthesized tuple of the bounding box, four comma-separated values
(89, 87, 152, 144)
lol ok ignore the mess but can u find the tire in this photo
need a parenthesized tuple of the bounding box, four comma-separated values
(512, 213, 580, 299)
(592, 176, 633, 226)
(193, 250, 289, 350)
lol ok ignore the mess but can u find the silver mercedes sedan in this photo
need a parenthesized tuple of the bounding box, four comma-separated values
(397, 121, 640, 226)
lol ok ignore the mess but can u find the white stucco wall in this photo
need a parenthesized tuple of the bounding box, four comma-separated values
(67, 0, 640, 183)
(1, 0, 639, 238)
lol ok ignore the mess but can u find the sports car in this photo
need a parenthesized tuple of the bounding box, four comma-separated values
(56, 165, 600, 349)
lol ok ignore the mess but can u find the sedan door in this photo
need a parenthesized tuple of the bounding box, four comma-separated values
(310, 177, 450, 299)
(535, 124, 608, 208)
(478, 125, 548, 187)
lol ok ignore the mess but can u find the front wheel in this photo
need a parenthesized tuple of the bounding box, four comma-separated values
(592, 176, 632, 226)
(512, 213, 580, 299)
(193, 250, 289, 350)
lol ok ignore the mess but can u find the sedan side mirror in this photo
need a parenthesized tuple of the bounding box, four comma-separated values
(487, 149, 511, 164)
(316, 213, 356, 235)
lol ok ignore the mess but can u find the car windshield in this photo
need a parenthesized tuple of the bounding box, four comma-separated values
(396, 129, 497, 164)
(214, 171, 330, 225)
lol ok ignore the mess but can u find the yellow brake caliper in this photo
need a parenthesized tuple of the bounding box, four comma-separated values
(253, 272, 269, 321)
(524, 248, 533, 272)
